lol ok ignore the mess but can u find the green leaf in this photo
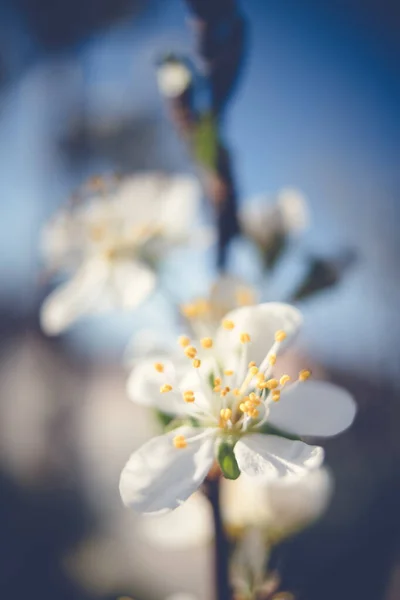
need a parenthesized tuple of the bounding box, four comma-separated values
(217, 440, 241, 480)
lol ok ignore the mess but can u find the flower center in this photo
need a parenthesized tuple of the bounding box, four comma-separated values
(155, 322, 311, 449)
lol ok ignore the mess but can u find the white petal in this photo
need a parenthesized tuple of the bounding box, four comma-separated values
(234, 433, 324, 479)
(119, 426, 215, 514)
(139, 491, 213, 548)
(269, 380, 356, 437)
(262, 467, 333, 531)
(111, 259, 156, 309)
(215, 303, 303, 368)
(127, 356, 190, 415)
(40, 259, 110, 335)
(159, 175, 200, 238)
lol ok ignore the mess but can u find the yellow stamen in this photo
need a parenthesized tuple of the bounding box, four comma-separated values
(266, 378, 279, 390)
(181, 303, 198, 319)
(173, 435, 187, 449)
(201, 337, 213, 349)
(214, 377, 222, 386)
(272, 390, 281, 402)
(269, 354, 277, 366)
(239, 403, 247, 413)
(257, 372, 265, 382)
(299, 369, 311, 382)
(249, 366, 259, 375)
(233, 388, 241, 396)
(220, 386, 231, 397)
(178, 335, 190, 348)
(240, 332, 251, 344)
(222, 319, 235, 330)
(184, 346, 197, 359)
(275, 330, 287, 343)
(192, 358, 201, 368)
(280, 374, 291, 386)
(220, 408, 232, 421)
(213, 385, 221, 393)
(154, 362, 164, 373)
(249, 408, 259, 418)
(160, 384, 172, 393)
(248, 361, 257, 368)
(183, 390, 195, 403)
(224, 369, 234, 376)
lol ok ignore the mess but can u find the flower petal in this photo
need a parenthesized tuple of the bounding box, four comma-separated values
(119, 426, 215, 514)
(215, 303, 303, 368)
(111, 259, 156, 309)
(269, 380, 356, 437)
(234, 433, 324, 480)
(40, 258, 110, 335)
(127, 356, 190, 415)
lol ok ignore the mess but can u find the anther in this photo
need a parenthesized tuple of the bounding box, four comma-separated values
(224, 369, 234, 376)
(183, 390, 195, 403)
(154, 362, 164, 373)
(160, 384, 173, 393)
(272, 390, 281, 402)
(214, 377, 222, 386)
(184, 346, 197, 359)
(181, 304, 197, 319)
(266, 378, 279, 389)
(240, 332, 251, 344)
(299, 369, 311, 382)
(248, 361, 257, 368)
(239, 403, 247, 413)
(269, 354, 277, 366)
(222, 319, 235, 330)
(275, 330, 287, 343)
(220, 386, 231, 397)
(192, 359, 201, 368)
(201, 337, 213, 349)
(173, 435, 187, 449)
(233, 388, 241, 396)
(249, 366, 259, 375)
(220, 408, 232, 421)
(178, 336, 190, 348)
(280, 374, 291, 386)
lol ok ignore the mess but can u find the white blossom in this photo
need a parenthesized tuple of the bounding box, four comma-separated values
(240, 187, 309, 250)
(40, 173, 200, 335)
(120, 303, 356, 514)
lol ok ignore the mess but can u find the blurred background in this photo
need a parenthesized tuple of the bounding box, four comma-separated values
(0, 0, 399, 598)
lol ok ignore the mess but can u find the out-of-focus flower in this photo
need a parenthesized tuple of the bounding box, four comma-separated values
(240, 188, 309, 268)
(138, 491, 213, 548)
(180, 275, 258, 339)
(40, 173, 200, 335)
(120, 303, 355, 514)
(221, 468, 333, 543)
(156, 55, 193, 98)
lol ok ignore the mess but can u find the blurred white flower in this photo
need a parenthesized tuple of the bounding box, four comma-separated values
(240, 187, 309, 250)
(156, 58, 192, 98)
(180, 275, 258, 339)
(120, 303, 355, 514)
(221, 468, 333, 542)
(40, 173, 200, 335)
(138, 491, 213, 549)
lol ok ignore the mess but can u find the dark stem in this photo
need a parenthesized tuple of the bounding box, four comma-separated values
(205, 477, 233, 600)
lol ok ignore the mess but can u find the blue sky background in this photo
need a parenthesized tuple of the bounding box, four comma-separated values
(0, 0, 399, 380)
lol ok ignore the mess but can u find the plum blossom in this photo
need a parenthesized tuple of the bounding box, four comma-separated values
(120, 303, 356, 514)
(40, 173, 200, 335)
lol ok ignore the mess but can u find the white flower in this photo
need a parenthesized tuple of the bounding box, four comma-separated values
(156, 59, 192, 98)
(120, 303, 356, 514)
(240, 187, 309, 249)
(221, 468, 333, 541)
(40, 173, 200, 335)
(180, 275, 258, 339)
